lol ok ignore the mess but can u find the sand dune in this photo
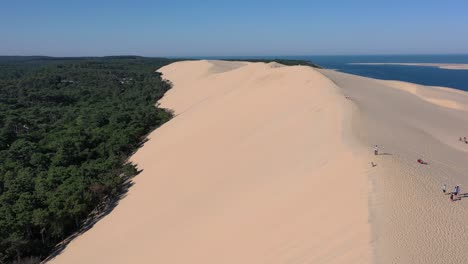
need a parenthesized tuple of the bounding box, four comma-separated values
(48, 61, 371, 263)
(48, 61, 468, 264)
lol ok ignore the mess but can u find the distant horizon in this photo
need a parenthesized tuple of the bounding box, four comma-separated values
(2, 53, 468, 59)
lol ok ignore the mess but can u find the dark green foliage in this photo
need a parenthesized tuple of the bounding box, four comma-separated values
(0, 56, 176, 262)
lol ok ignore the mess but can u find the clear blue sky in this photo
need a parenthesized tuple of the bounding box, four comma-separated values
(1, 0, 468, 56)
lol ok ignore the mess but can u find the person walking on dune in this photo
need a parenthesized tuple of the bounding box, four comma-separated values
(443, 184, 446, 194)
(374, 145, 379, 156)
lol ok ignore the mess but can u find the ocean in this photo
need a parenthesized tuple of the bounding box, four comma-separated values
(200, 55, 468, 92)
(301, 55, 468, 91)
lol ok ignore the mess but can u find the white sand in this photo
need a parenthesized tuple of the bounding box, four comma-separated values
(377, 80, 468, 112)
(48, 61, 371, 264)
(349, 63, 468, 70)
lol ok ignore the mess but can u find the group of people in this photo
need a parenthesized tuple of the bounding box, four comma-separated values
(443, 184, 462, 201)
(459, 137, 468, 144)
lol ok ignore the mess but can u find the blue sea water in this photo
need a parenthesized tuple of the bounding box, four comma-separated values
(201, 55, 468, 92)
(283, 55, 468, 92)
(300, 55, 468, 91)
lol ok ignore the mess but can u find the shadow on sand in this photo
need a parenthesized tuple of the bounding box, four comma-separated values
(42, 169, 142, 262)
(445, 193, 468, 202)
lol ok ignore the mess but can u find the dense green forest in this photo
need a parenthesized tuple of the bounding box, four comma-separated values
(0, 56, 176, 263)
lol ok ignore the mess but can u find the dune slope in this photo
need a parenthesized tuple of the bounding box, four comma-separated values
(320, 69, 468, 264)
(48, 61, 371, 263)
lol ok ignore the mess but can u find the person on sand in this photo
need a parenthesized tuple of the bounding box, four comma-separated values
(374, 145, 378, 155)
(455, 185, 460, 196)
(443, 184, 446, 193)
(450, 193, 454, 201)
(417, 158, 427, 165)
(465, 137, 467, 144)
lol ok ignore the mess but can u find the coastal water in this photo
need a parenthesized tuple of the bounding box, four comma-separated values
(301, 55, 468, 91)
(201, 55, 468, 92)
